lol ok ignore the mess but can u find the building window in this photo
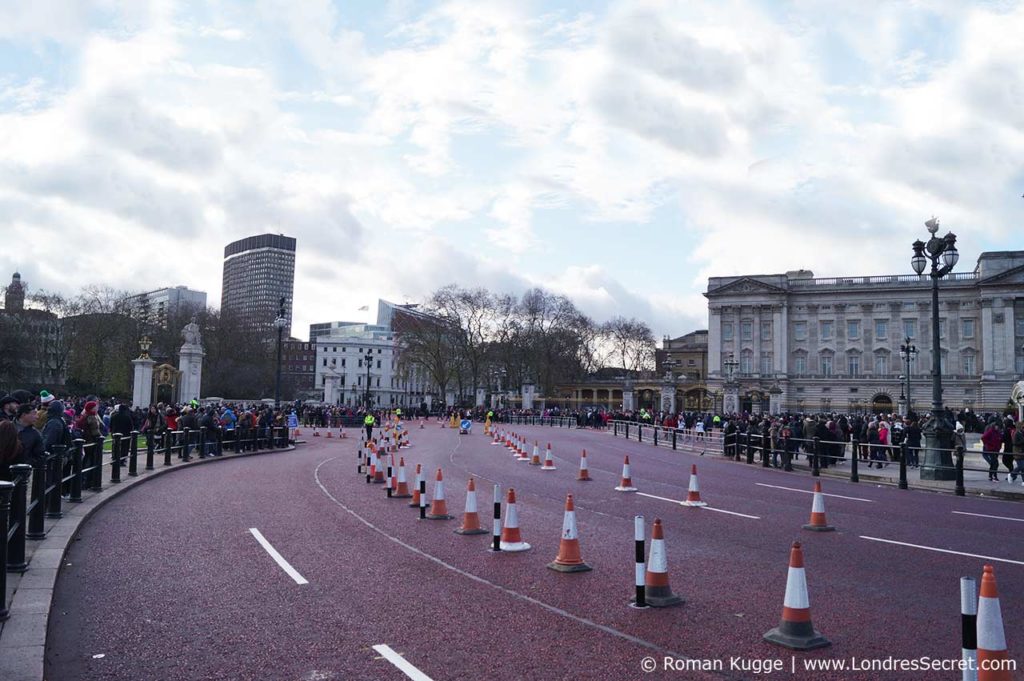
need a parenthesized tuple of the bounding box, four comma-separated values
(722, 323, 734, 341)
(377, 360, 381, 369)
(760, 352, 772, 374)
(874, 354, 889, 376)
(761, 321, 772, 341)
(939, 319, 946, 338)
(962, 354, 975, 375)
(820, 321, 833, 341)
(821, 354, 833, 376)
(847, 320, 860, 340)
(903, 319, 916, 339)
(847, 354, 860, 376)
(358, 359, 363, 368)
(741, 321, 753, 341)
(341, 359, 346, 367)
(1017, 318, 1024, 337)
(962, 319, 975, 339)
(323, 359, 327, 367)
(1017, 355, 1024, 375)
(794, 321, 807, 341)
(794, 355, 807, 375)
(740, 351, 753, 374)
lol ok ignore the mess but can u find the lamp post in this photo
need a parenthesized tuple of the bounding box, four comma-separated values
(910, 217, 959, 481)
(273, 297, 287, 409)
(363, 354, 375, 410)
(899, 337, 918, 416)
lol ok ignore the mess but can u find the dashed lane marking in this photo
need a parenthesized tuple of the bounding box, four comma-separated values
(314, 458, 745, 681)
(372, 644, 434, 681)
(859, 535, 1024, 566)
(952, 511, 1024, 523)
(636, 492, 761, 520)
(754, 482, 874, 502)
(248, 528, 309, 585)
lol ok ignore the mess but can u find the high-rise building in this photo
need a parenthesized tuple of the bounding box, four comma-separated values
(221, 234, 296, 336)
(126, 286, 207, 328)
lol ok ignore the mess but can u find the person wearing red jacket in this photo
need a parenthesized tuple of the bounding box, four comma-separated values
(981, 419, 1004, 482)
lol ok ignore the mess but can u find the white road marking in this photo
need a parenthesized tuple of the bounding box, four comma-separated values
(637, 492, 761, 519)
(859, 536, 1024, 566)
(372, 644, 434, 681)
(952, 511, 1024, 523)
(248, 528, 309, 585)
(755, 482, 874, 503)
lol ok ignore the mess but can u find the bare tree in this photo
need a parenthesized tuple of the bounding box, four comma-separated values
(600, 316, 656, 373)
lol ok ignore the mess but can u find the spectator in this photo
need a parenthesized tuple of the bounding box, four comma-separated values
(981, 419, 1004, 482)
(15, 403, 44, 464)
(1, 394, 20, 422)
(1014, 421, 1024, 486)
(1002, 418, 1017, 482)
(37, 390, 56, 429)
(110, 404, 133, 436)
(75, 401, 104, 444)
(1, 419, 23, 480)
(41, 400, 69, 452)
(904, 419, 922, 468)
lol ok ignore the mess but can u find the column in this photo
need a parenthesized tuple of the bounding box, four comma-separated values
(774, 305, 788, 374)
(981, 300, 994, 376)
(1003, 302, 1015, 375)
(131, 358, 155, 408)
(708, 308, 722, 378)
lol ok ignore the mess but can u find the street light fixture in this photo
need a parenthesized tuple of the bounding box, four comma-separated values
(899, 337, 918, 416)
(909, 217, 958, 481)
(364, 355, 374, 410)
(273, 298, 287, 409)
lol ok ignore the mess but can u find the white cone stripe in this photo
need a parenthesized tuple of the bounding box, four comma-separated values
(562, 511, 578, 539)
(622, 463, 631, 477)
(689, 476, 700, 492)
(465, 492, 478, 513)
(434, 480, 445, 501)
(811, 493, 825, 514)
(782, 567, 810, 609)
(580, 458, 588, 469)
(398, 467, 407, 483)
(977, 596, 1007, 650)
(648, 539, 668, 573)
(505, 503, 520, 528)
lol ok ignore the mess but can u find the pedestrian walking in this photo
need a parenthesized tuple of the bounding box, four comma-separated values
(981, 419, 1004, 482)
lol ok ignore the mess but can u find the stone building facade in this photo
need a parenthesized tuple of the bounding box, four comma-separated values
(705, 251, 1024, 415)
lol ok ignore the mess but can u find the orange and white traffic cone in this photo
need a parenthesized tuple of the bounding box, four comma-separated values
(763, 541, 830, 650)
(491, 430, 501, 446)
(454, 477, 488, 535)
(635, 518, 682, 607)
(680, 464, 706, 507)
(802, 482, 834, 532)
(373, 451, 386, 483)
(295, 427, 302, 436)
(541, 444, 557, 471)
(577, 450, 591, 481)
(426, 469, 453, 520)
(313, 427, 320, 437)
(499, 488, 530, 551)
(394, 457, 412, 498)
(419, 420, 425, 429)
(529, 442, 542, 465)
(977, 565, 1011, 681)
(409, 463, 422, 507)
(614, 456, 637, 492)
(340, 428, 347, 439)
(326, 430, 333, 438)
(548, 493, 591, 573)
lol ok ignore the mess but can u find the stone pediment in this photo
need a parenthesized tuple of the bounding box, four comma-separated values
(979, 263, 1024, 286)
(708, 277, 786, 297)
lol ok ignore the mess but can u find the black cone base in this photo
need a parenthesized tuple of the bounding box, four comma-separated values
(763, 625, 831, 650)
(426, 513, 454, 520)
(802, 524, 835, 532)
(393, 493, 413, 499)
(631, 593, 683, 607)
(454, 527, 489, 535)
(547, 561, 593, 573)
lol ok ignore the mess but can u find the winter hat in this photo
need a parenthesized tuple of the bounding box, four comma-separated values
(47, 400, 64, 416)
(40, 390, 55, 405)
(84, 400, 98, 414)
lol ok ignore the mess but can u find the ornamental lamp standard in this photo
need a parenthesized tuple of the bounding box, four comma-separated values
(364, 357, 374, 410)
(899, 338, 918, 416)
(909, 217, 959, 481)
(273, 297, 287, 409)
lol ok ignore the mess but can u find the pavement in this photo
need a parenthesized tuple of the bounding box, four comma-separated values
(36, 423, 1024, 680)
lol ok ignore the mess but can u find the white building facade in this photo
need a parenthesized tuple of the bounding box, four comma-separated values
(705, 251, 1024, 415)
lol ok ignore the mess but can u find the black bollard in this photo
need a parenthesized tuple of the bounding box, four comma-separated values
(69, 439, 85, 503)
(129, 432, 139, 476)
(182, 428, 191, 462)
(47, 445, 65, 519)
(7, 464, 31, 572)
(850, 438, 859, 483)
(234, 428, 242, 454)
(27, 455, 48, 539)
(672, 429, 677, 451)
(625, 423, 630, 440)
(898, 442, 909, 490)
(146, 433, 155, 471)
(653, 427, 658, 447)
(746, 433, 754, 465)
(0, 481, 14, 620)
(762, 426, 771, 468)
(110, 434, 122, 483)
(386, 461, 393, 498)
(613, 422, 618, 437)
(638, 424, 642, 443)
(163, 432, 173, 466)
(90, 439, 104, 491)
(811, 437, 820, 477)
(955, 446, 966, 497)
(419, 478, 427, 520)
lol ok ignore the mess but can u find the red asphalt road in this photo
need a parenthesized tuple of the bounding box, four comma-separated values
(45, 423, 1022, 681)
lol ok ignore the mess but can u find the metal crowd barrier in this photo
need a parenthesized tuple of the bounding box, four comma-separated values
(1, 425, 292, 620)
(498, 415, 579, 428)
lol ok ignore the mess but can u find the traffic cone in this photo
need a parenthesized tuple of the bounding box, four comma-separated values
(498, 488, 530, 551)
(802, 482, 835, 532)
(577, 450, 591, 481)
(541, 444, 557, 471)
(614, 456, 637, 492)
(419, 421, 425, 429)
(426, 469, 453, 520)
(373, 452, 386, 483)
(295, 427, 302, 436)
(340, 429, 347, 439)
(326, 430, 333, 438)
(313, 427, 320, 437)
(680, 464, 706, 507)
(491, 430, 501, 446)
(977, 565, 1011, 681)
(409, 464, 422, 507)
(548, 494, 591, 573)
(394, 457, 412, 498)
(454, 477, 488, 535)
(634, 519, 682, 607)
(529, 442, 542, 465)
(763, 542, 830, 650)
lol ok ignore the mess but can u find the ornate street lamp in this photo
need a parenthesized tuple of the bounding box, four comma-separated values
(910, 217, 958, 480)
(899, 337, 918, 416)
(273, 297, 287, 409)
(138, 335, 152, 360)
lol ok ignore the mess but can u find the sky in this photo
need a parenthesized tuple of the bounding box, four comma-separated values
(1, 0, 1022, 343)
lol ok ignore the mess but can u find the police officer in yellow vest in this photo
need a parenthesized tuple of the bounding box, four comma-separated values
(364, 412, 375, 442)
